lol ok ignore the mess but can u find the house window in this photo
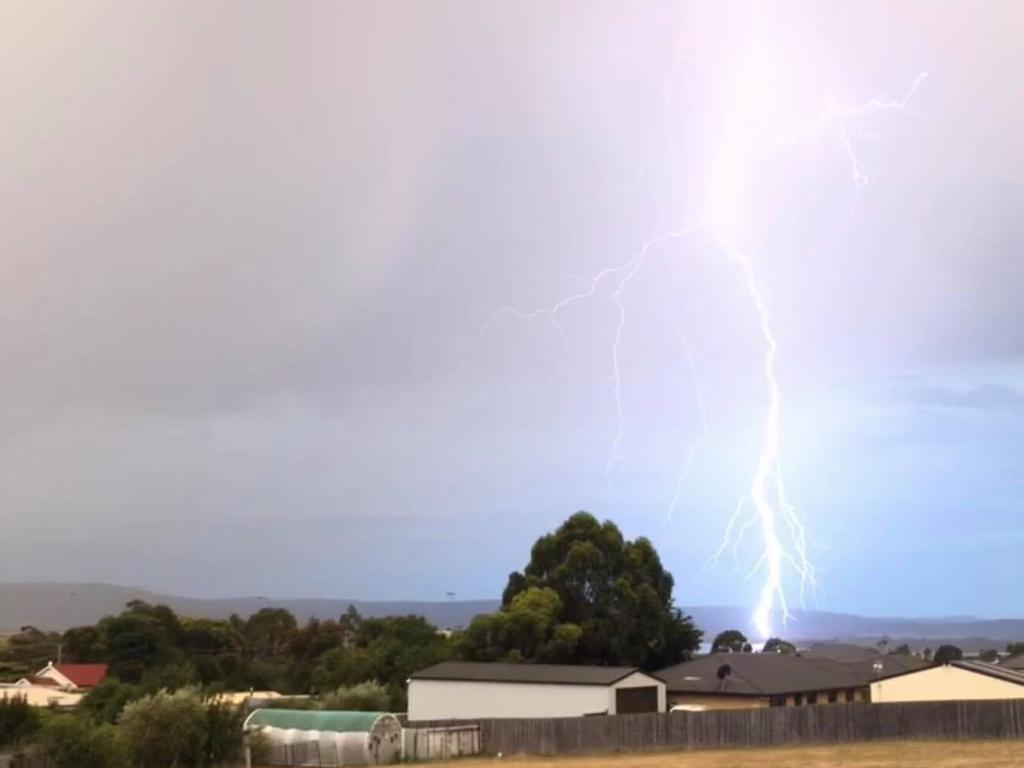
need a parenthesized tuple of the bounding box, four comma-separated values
(794, 694, 803, 706)
(845, 689, 856, 702)
(806, 693, 818, 705)
(769, 695, 785, 707)
(827, 691, 838, 703)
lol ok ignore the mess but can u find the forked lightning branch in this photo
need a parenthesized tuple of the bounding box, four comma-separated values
(482, 38, 925, 641)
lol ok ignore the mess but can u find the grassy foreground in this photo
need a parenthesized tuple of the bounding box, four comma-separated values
(432, 740, 1024, 768)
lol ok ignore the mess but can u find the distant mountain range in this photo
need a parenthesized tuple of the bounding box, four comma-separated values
(2, 583, 1022, 652)
(0, 583, 496, 634)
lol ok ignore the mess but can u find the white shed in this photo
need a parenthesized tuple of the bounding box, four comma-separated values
(408, 661, 666, 722)
(871, 660, 1024, 703)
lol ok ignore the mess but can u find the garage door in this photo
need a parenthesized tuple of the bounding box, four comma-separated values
(615, 686, 659, 714)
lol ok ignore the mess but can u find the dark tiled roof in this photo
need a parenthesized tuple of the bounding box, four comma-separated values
(411, 661, 645, 686)
(951, 660, 1024, 686)
(800, 644, 882, 663)
(658, 653, 865, 696)
(1001, 654, 1024, 671)
(843, 653, 929, 681)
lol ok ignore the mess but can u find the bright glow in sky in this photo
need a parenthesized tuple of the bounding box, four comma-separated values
(1, 1, 1022, 618)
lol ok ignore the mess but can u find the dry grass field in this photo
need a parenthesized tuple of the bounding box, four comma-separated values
(432, 740, 1024, 767)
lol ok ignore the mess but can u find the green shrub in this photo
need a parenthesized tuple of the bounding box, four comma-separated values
(263, 696, 319, 710)
(118, 688, 207, 768)
(141, 662, 199, 692)
(80, 679, 143, 724)
(117, 688, 246, 767)
(0, 694, 40, 748)
(203, 700, 246, 765)
(318, 680, 390, 711)
(247, 729, 272, 766)
(34, 716, 122, 768)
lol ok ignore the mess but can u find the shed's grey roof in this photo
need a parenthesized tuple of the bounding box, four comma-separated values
(657, 653, 865, 696)
(411, 661, 648, 686)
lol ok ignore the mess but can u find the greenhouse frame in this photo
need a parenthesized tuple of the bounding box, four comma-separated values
(243, 709, 402, 766)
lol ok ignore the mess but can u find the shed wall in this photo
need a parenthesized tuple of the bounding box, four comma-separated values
(408, 680, 612, 721)
(871, 665, 1024, 703)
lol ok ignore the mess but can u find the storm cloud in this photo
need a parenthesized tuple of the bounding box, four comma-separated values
(1, 1, 1022, 617)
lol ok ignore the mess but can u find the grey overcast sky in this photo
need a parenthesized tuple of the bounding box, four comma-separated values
(2, 1, 1022, 619)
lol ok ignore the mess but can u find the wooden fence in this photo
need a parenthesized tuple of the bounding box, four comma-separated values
(415, 699, 1024, 756)
(403, 725, 482, 761)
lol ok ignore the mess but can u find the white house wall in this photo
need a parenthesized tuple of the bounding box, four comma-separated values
(0, 684, 81, 708)
(871, 665, 1024, 703)
(408, 680, 613, 721)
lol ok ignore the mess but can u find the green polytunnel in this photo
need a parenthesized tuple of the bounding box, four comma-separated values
(243, 709, 402, 766)
(245, 709, 389, 733)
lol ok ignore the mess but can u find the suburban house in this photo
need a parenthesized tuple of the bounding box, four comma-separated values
(871, 660, 1024, 703)
(657, 652, 929, 710)
(407, 661, 666, 721)
(0, 680, 82, 709)
(22, 661, 108, 691)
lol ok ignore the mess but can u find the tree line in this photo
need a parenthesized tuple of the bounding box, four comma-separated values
(2, 511, 1019, 766)
(0, 513, 703, 712)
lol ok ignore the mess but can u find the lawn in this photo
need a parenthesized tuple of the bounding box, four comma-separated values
(432, 740, 1024, 768)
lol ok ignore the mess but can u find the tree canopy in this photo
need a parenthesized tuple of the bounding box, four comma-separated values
(932, 644, 963, 665)
(461, 511, 701, 669)
(711, 630, 748, 654)
(0, 513, 708, 702)
(761, 637, 796, 654)
(1, 601, 449, 711)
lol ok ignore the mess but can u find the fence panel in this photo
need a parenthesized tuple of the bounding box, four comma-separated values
(459, 699, 1024, 756)
(403, 725, 482, 760)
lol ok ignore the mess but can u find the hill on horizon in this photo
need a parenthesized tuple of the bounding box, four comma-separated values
(2, 582, 1022, 652)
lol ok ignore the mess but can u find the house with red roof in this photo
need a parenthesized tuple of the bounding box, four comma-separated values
(27, 661, 108, 691)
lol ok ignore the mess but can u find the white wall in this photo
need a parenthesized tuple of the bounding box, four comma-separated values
(409, 680, 611, 721)
(871, 665, 1024, 703)
(408, 674, 665, 721)
(0, 684, 81, 708)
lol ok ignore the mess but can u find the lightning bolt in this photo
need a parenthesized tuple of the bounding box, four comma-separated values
(482, 34, 925, 642)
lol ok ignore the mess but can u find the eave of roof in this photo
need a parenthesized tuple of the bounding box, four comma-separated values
(874, 660, 1024, 687)
(411, 662, 655, 687)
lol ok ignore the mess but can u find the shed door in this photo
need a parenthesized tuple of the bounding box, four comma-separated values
(615, 686, 658, 714)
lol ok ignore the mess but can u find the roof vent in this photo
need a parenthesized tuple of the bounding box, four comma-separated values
(716, 664, 732, 680)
